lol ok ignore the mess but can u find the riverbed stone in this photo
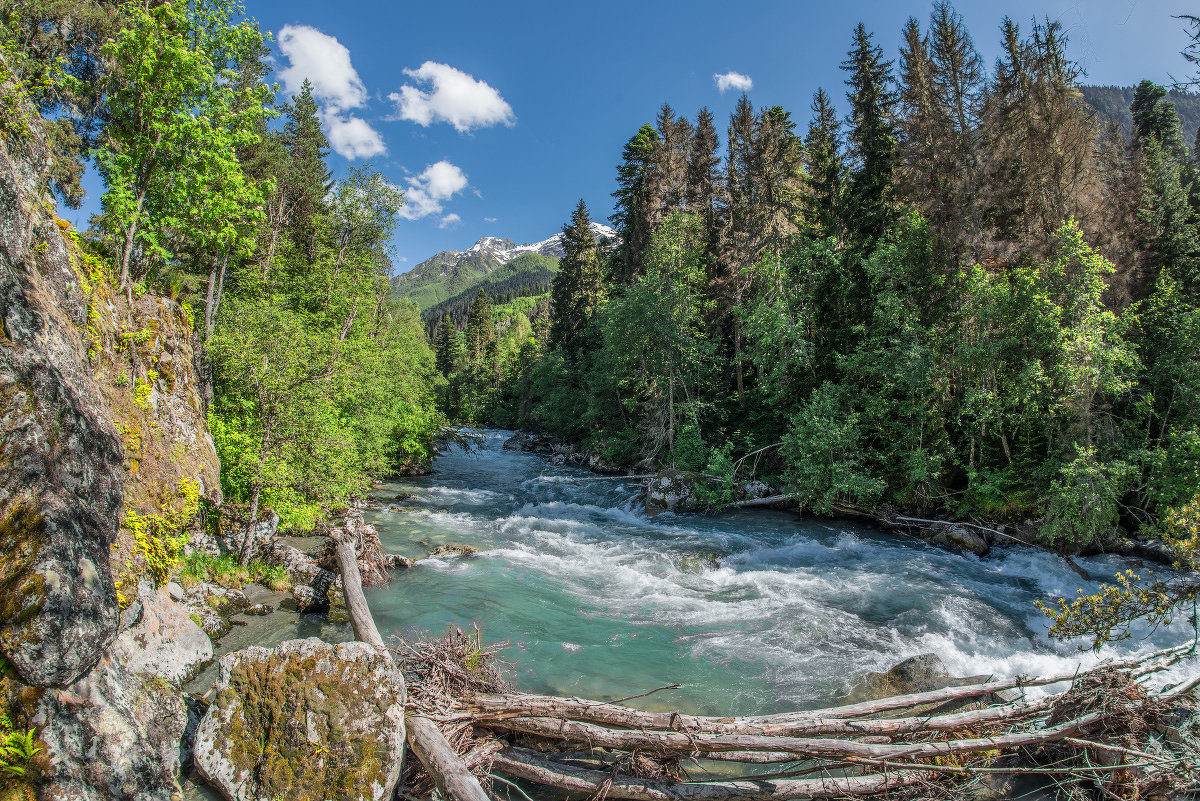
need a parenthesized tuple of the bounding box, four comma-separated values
(926, 522, 991, 557)
(645, 469, 699, 514)
(110, 583, 212, 684)
(194, 637, 406, 801)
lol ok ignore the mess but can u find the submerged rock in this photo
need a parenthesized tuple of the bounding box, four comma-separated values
(194, 638, 406, 801)
(426, 543, 479, 559)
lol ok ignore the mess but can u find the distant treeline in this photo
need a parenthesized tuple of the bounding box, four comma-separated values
(1082, 84, 1200, 148)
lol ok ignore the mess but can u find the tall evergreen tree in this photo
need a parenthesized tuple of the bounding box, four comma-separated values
(550, 200, 606, 354)
(278, 80, 333, 264)
(686, 107, 723, 244)
(434, 316, 460, 377)
(841, 23, 898, 246)
(655, 103, 692, 217)
(804, 88, 844, 241)
(611, 123, 662, 284)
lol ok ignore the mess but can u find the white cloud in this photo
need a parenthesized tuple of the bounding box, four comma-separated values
(277, 25, 387, 160)
(438, 214, 463, 228)
(397, 161, 469, 221)
(278, 25, 367, 112)
(714, 71, 754, 93)
(389, 62, 515, 132)
(324, 113, 387, 159)
(483, 217, 498, 223)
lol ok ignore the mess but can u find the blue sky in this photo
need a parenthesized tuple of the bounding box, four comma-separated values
(65, 0, 1200, 273)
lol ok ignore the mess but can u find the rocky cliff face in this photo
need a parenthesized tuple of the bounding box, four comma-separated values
(0, 84, 221, 799)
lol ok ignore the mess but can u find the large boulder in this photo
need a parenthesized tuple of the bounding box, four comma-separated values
(24, 653, 188, 801)
(110, 582, 212, 685)
(194, 638, 407, 801)
(0, 75, 125, 688)
(645, 470, 700, 514)
(924, 522, 991, 557)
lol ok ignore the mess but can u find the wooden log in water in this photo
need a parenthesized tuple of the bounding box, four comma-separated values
(492, 747, 927, 800)
(334, 534, 493, 801)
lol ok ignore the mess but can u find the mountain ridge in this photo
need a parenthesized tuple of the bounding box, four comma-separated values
(392, 222, 617, 312)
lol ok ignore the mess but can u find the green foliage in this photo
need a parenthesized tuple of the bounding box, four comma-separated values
(178, 552, 291, 592)
(96, 0, 270, 288)
(0, 709, 41, 780)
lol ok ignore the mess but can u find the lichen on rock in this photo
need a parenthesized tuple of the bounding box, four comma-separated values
(193, 638, 406, 801)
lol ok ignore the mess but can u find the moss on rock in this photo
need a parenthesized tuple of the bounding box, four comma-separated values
(194, 638, 406, 801)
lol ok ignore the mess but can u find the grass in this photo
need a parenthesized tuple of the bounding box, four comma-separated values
(178, 552, 292, 592)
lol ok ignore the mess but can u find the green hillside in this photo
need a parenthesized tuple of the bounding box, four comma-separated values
(1081, 85, 1200, 146)
(421, 253, 558, 334)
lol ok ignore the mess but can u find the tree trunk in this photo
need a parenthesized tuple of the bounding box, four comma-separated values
(333, 530, 492, 801)
(239, 482, 261, 566)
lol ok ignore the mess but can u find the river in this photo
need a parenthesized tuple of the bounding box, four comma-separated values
(360, 429, 1199, 715)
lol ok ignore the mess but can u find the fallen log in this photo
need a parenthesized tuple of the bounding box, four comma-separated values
(470, 692, 1055, 738)
(492, 746, 927, 801)
(479, 710, 1113, 762)
(334, 535, 493, 801)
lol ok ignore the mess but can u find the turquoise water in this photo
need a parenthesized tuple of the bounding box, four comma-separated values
(363, 429, 1199, 716)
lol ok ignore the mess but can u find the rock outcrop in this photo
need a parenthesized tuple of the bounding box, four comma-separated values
(0, 99, 125, 686)
(645, 470, 700, 514)
(194, 638, 407, 801)
(25, 653, 188, 801)
(0, 85, 222, 799)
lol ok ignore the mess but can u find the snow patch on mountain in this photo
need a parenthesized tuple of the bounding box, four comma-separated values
(457, 222, 617, 263)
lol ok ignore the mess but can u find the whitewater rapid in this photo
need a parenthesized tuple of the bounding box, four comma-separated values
(362, 429, 1199, 715)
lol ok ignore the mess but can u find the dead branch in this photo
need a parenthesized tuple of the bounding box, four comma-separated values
(492, 747, 928, 801)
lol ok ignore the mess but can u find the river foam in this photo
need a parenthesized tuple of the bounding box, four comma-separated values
(363, 429, 1200, 713)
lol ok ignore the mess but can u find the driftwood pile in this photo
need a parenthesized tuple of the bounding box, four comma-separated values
(333, 533, 1200, 801)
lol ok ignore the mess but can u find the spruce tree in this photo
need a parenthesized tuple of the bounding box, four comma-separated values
(686, 107, 723, 255)
(841, 23, 898, 246)
(435, 316, 460, 377)
(281, 80, 334, 263)
(550, 200, 605, 354)
(611, 123, 662, 284)
(804, 88, 844, 241)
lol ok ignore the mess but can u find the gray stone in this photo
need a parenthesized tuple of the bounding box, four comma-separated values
(30, 653, 187, 801)
(166, 581, 184, 601)
(194, 638, 407, 801)
(111, 585, 212, 685)
(645, 470, 699, 514)
(0, 103, 125, 687)
(927, 523, 991, 557)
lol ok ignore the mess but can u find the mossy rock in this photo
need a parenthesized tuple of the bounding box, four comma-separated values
(193, 638, 406, 801)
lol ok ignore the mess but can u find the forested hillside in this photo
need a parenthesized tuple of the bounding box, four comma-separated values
(420, 252, 558, 336)
(435, 8, 1200, 640)
(1082, 84, 1200, 147)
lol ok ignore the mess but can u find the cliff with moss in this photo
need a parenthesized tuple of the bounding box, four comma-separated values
(0, 76, 221, 799)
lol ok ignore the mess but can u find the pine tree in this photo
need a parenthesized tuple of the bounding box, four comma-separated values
(804, 88, 844, 241)
(611, 123, 663, 284)
(841, 23, 898, 246)
(686, 107, 722, 243)
(434, 316, 460, 376)
(280, 80, 333, 264)
(550, 200, 606, 354)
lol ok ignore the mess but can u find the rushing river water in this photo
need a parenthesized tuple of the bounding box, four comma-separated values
(363, 429, 1199, 716)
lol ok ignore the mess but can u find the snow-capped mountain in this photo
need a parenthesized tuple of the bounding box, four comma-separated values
(454, 222, 617, 264)
(391, 223, 618, 312)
